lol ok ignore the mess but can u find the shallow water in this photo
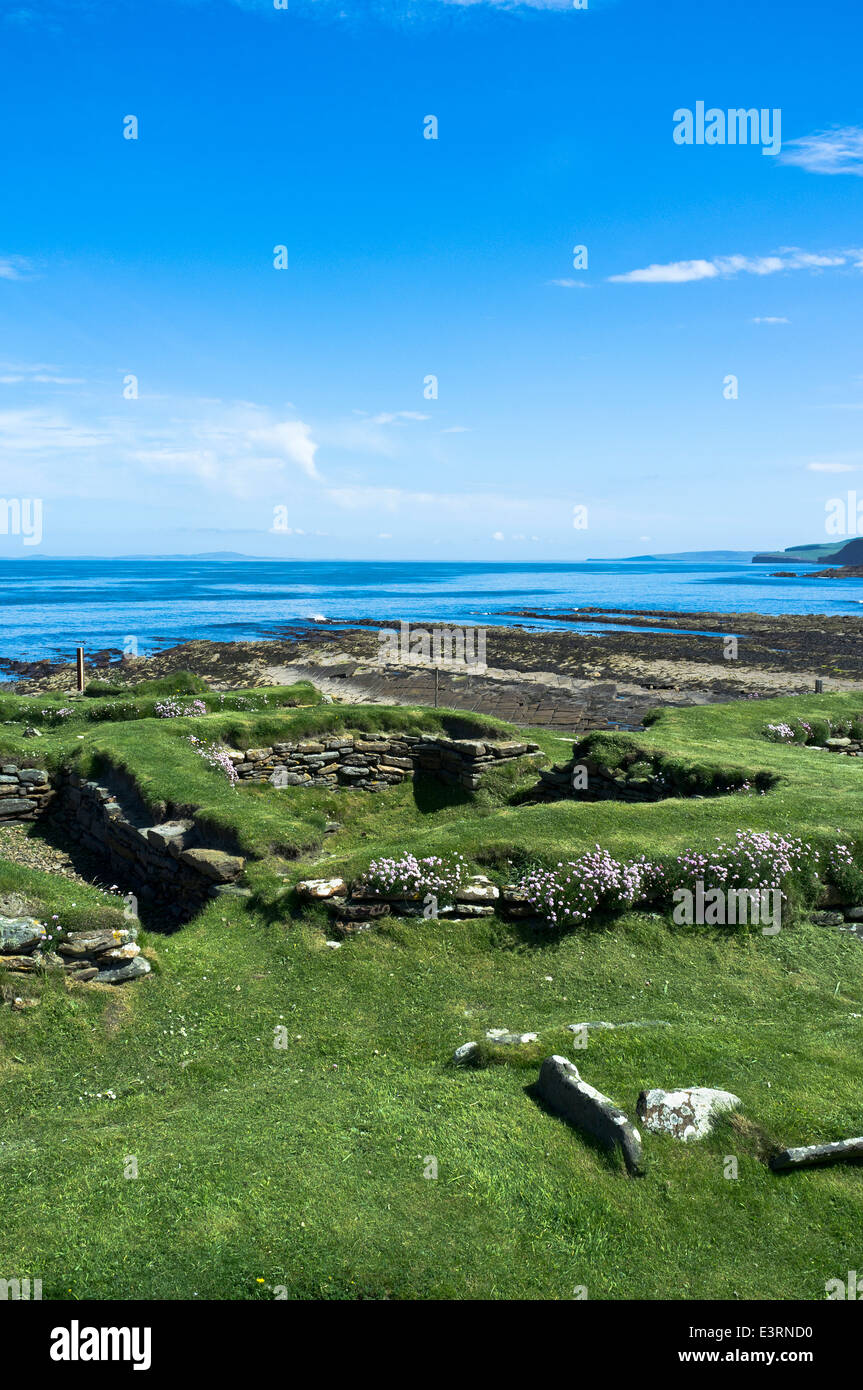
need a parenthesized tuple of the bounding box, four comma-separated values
(0, 557, 858, 664)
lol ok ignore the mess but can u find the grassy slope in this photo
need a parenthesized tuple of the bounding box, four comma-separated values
(0, 692, 862, 1299)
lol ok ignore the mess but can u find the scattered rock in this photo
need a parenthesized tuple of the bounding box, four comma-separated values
(453, 1041, 479, 1063)
(22, 727, 42, 738)
(536, 1055, 645, 1176)
(811, 910, 845, 927)
(333, 920, 376, 939)
(567, 1019, 672, 1034)
(636, 1086, 741, 1141)
(485, 1028, 538, 1045)
(770, 1136, 863, 1171)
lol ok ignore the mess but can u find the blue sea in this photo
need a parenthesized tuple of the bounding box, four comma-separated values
(0, 557, 861, 666)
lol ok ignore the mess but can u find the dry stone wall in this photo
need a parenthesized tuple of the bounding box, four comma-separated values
(55, 773, 247, 922)
(0, 764, 55, 820)
(230, 731, 540, 792)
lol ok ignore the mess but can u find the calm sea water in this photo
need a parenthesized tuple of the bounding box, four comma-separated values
(0, 557, 861, 665)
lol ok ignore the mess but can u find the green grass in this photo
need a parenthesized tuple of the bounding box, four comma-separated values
(1, 689, 863, 1299)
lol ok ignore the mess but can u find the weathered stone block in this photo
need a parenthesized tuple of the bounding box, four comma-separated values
(636, 1086, 740, 1141)
(537, 1055, 645, 1176)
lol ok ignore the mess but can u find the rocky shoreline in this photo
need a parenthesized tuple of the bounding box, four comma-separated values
(5, 608, 863, 730)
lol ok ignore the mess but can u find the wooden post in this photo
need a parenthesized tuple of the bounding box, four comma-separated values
(76, 646, 85, 694)
(434, 667, 439, 707)
(815, 679, 824, 694)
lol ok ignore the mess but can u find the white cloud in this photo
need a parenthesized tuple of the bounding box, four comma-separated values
(781, 127, 863, 176)
(547, 278, 589, 288)
(363, 410, 430, 425)
(752, 317, 790, 324)
(441, 425, 469, 434)
(609, 259, 719, 285)
(807, 461, 856, 473)
(247, 420, 321, 479)
(609, 248, 846, 285)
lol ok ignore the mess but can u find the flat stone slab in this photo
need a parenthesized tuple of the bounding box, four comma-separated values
(58, 928, 135, 958)
(146, 820, 196, 854)
(637, 1086, 741, 1141)
(537, 1055, 645, 1176)
(94, 957, 152, 985)
(179, 848, 245, 883)
(769, 1136, 863, 1172)
(0, 954, 39, 973)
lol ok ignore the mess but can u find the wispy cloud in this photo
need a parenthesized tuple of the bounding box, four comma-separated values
(547, 278, 589, 289)
(0, 373, 86, 385)
(781, 126, 863, 176)
(0, 256, 30, 281)
(752, 316, 790, 324)
(807, 461, 856, 473)
(609, 248, 846, 285)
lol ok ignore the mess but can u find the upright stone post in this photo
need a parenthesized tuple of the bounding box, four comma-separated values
(76, 647, 85, 694)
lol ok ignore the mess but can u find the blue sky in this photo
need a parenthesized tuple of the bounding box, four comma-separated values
(1, 0, 863, 558)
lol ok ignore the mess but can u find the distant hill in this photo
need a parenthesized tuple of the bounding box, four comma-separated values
(752, 542, 847, 564)
(591, 550, 757, 562)
(824, 537, 863, 566)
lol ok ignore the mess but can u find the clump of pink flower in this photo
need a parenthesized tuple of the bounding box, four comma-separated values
(671, 829, 817, 894)
(188, 734, 238, 785)
(155, 698, 208, 719)
(765, 722, 795, 742)
(362, 852, 469, 904)
(515, 846, 660, 926)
